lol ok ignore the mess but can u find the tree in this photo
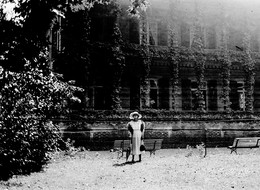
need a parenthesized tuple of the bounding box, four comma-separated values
(0, 0, 83, 180)
(0, 0, 149, 180)
(0, 52, 82, 180)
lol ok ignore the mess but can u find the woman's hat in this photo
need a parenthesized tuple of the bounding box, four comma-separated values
(129, 111, 142, 120)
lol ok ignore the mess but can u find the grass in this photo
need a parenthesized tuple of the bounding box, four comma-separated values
(1, 147, 260, 190)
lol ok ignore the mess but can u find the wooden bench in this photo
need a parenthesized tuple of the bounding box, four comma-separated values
(143, 139, 163, 156)
(113, 140, 131, 160)
(113, 139, 163, 160)
(227, 137, 260, 154)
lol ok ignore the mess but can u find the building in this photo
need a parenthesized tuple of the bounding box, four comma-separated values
(52, 0, 260, 112)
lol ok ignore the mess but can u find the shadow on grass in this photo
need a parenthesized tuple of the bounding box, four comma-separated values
(113, 161, 141, 167)
(0, 181, 23, 187)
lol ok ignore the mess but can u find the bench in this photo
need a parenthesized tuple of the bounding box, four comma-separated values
(227, 137, 260, 154)
(143, 139, 163, 156)
(113, 139, 163, 160)
(113, 140, 131, 160)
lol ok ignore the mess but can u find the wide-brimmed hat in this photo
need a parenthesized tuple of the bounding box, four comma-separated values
(129, 111, 142, 120)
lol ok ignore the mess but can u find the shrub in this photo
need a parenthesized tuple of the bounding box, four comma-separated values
(0, 59, 82, 180)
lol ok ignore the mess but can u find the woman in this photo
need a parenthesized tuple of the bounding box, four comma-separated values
(127, 111, 145, 162)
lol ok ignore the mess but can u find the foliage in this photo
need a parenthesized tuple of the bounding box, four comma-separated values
(191, 4, 206, 112)
(168, 0, 180, 110)
(127, 0, 149, 16)
(218, 20, 231, 112)
(71, 109, 260, 122)
(0, 0, 149, 67)
(242, 31, 255, 113)
(0, 53, 82, 180)
(139, 11, 151, 109)
(108, 22, 125, 110)
(0, 0, 149, 181)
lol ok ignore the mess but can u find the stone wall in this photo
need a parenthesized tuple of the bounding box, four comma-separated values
(55, 119, 260, 150)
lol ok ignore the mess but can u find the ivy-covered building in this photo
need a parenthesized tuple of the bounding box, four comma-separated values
(52, 0, 260, 112)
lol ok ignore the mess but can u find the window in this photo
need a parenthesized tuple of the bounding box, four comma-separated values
(119, 17, 140, 44)
(180, 22, 191, 48)
(158, 78, 170, 109)
(208, 80, 218, 110)
(130, 78, 140, 110)
(182, 79, 207, 111)
(157, 20, 168, 46)
(253, 81, 260, 111)
(182, 79, 192, 110)
(230, 81, 244, 111)
(206, 26, 216, 49)
(228, 28, 243, 51)
(93, 86, 105, 110)
(150, 79, 158, 109)
(91, 17, 115, 42)
(129, 18, 140, 44)
(237, 81, 245, 111)
(119, 18, 129, 42)
(148, 20, 158, 45)
(190, 81, 207, 110)
(251, 33, 259, 52)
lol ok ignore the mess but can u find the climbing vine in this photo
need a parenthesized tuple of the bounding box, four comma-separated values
(168, 0, 180, 111)
(218, 15, 231, 112)
(242, 30, 255, 112)
(109, 22, 125, 110)
(139, 11, 151, 109)
(191, 3, 206, 112)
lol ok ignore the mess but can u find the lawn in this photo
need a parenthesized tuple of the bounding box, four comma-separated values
(1, 147, 260, 190)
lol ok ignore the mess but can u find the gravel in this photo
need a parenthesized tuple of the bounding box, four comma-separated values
(1, 147, 260, 190)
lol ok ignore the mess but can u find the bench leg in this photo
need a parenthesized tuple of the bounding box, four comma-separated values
(149, 150, 156, 157)
(230, 148, 237, 154)
(116, 149, 124, 159)
(117, 150, 121, 159)
(126, 148, 130, 161)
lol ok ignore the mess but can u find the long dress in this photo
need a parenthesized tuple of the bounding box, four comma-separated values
(127, 120, 145, 155)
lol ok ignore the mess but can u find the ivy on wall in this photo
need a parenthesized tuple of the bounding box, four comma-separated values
(243, 30, 255, 112)
(121, 42, 260, 65)
(168, 0, 180, 111)
(108, 22, 125, 110)
(218, 17, 231, 112)
(139, 11, 151, 109)
(70, 109, 260, 121)
(191, 3, 206, 112)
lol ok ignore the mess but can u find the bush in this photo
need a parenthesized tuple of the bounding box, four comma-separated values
(0, 59, 82, 180)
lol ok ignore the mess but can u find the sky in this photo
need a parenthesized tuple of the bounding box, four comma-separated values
(2, 0, 260, 21)
(1, 0, 18, 20)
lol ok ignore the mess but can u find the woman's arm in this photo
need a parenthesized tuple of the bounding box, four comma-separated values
(140, 121, 145, 139)
(127, 123, 133, 136)
(127, 123, 133, 143)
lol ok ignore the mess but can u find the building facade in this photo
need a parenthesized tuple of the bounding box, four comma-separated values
(52, 0, 260, 112)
